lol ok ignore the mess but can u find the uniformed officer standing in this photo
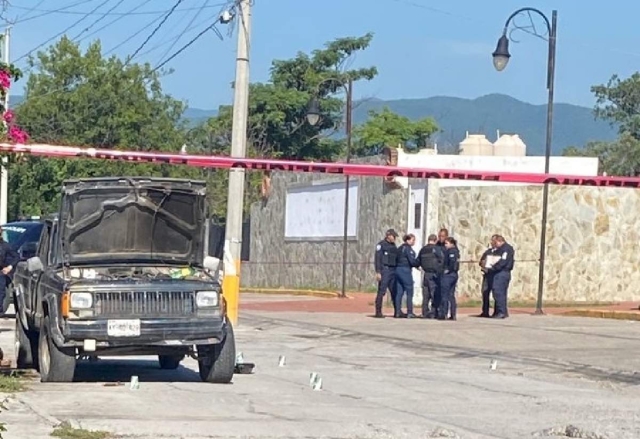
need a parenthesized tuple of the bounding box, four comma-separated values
(438, 237, 460, 321)
(374, 229, 399, 318)
(0, 227, 19, 318)
(486, 235, 515, 319)
(395, 233, 419, 318)
(478, 234, 499, 318)
(417, 234, 444, 318)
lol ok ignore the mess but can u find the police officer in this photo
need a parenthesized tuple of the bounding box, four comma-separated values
(478, 234, 499, 318)
(0, 227, 18, 318)
(437, 228, 448, 247)
(374, 229, 399, 318)
(486, 235, 515, 319)
(417, 234, 444, 318)
(438, 237, 460, 321)
(395, 233, 419, 318)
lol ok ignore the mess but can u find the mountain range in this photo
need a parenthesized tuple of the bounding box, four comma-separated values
(11, 93, 618, 155)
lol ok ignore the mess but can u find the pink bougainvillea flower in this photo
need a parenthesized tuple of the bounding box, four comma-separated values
(8, 125, 28, 143)
(0, 70, 10, 90)
(3, 109, 14, 124)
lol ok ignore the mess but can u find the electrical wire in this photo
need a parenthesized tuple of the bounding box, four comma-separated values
(14, 0, 112, 63)
(12, 0, 97, 25)
(13, 0, 47, 22)
(72, 0, 127, 41)
(157, 0, 211, 66)
(103, 11, 167, 56)
(11, 3, 226, 17)
(125, 0, 184, 65)
(75, 0, 155, 43)
(152, 18, 221, 72)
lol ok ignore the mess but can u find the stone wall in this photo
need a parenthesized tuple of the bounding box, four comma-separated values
(241, 158, 407, 290)
(437, 185, 640, 302)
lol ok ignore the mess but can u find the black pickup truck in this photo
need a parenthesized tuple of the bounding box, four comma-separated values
(13, 177, 235, 383)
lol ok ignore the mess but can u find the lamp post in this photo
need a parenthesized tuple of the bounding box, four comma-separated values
(306, 77, 354, 299)
(492, 8, 557, 315)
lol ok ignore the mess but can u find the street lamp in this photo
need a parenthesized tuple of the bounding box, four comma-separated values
(492, 8, 557, 315)
(306, 77, 354, 299)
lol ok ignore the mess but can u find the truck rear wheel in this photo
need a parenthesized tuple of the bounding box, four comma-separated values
(38, 316, 76, 383)
(197, 322, 236, 384)
(15, 315, 37, 369)
(158, 355, 183, 370)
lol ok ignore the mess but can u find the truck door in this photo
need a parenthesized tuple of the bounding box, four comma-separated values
(26, 223, 51, 316)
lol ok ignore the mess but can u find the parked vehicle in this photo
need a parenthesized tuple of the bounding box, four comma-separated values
(13, 177, 235, 383)
(0, 219, 46, 313)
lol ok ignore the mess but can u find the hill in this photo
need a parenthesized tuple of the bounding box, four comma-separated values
(13, 94, 618, 155)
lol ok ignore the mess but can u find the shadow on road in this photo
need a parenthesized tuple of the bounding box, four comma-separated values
(73, 358, 202, 383)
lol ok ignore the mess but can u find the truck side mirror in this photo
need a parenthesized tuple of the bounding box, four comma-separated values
(26, 256, 44, 273)
(19, 242, 37, 260)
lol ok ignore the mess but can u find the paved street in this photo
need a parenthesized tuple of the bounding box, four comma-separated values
(1, 298, 640, 439)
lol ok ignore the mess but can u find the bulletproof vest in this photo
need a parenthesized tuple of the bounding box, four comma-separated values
(420, 245, 443, 273)
(381, 243, 398, 267)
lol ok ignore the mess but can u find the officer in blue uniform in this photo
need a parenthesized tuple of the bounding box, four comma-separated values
(374, 229, 399, 318)
(0, 227, 18, 318)
(438, 237, 460, 321)
(478, 234, 499, 318)
(395, 233, 419, 318)
(486, 235, 515, 319)
(417, 234, 444, 318)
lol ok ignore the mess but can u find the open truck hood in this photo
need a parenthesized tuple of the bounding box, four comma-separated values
(59, 177, 207, 266)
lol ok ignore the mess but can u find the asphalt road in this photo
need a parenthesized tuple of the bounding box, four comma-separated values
(1, 308, 640, 439)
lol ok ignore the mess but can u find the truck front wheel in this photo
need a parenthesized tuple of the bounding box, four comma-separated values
(38, 316, 76, 383)
(197, 322, 236, 384)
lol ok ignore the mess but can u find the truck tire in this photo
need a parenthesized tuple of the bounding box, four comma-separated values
(197, 322, 236, 384)
(158, 355, 183, 370)
(15, 315, 37, 369)
(38, 316, 76, 383)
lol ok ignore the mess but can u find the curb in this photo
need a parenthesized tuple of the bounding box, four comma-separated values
(241, 288, 350, 299)
(559, 309, 640, 321)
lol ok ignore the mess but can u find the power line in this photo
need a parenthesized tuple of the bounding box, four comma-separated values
(14, 0, 112, 62)
(157, 0, 211, 65)
(14, 0, 47, 22)
(12, 0, 97, 25)
(125, 0, 184, 65)
(72, 0, 127, 41)
(75, 0, 155, 43)
(152, 19, 221, 73)
(11, 3, 225, 18)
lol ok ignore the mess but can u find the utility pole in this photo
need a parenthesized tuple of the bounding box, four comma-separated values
(222, 0, 251, 327)
(0, 27, 9, 225)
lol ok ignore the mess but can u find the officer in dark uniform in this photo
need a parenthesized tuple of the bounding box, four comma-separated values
(438, 237, 460, 321)
(395, 233, 419, 318)
(0, 227, 19, 317)
(486, 235, 515, 319)
(478, 234, 499, 318)
(417, 234, 444, 318)
(374, 229, 399, 318)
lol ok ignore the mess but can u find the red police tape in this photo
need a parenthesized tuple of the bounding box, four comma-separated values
(0, 142, 639, 188)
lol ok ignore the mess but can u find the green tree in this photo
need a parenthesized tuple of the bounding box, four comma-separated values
(352, 107, 439, 156)
(11, 36, 204, 217)
(565, 73, 640, 176)
(196, 33, 377, 161)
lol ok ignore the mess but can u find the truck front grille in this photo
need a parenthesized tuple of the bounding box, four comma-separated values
(93, 291, 196, 317)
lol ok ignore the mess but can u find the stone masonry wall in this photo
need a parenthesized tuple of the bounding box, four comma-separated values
(241, 161, 407, 290)
(437, 185, 640, 302)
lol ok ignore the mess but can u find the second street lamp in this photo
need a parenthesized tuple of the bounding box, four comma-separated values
(492, 7, 557, 315)
(306, 77, 354, 299)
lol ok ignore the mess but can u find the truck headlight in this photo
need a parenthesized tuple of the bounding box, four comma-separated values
(196, 291, 219, 308)
(70, 292, 93, 309)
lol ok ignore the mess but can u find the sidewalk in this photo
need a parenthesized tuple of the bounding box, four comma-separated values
(240, 292, 640, 319)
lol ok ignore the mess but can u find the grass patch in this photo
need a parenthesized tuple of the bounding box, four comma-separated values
(0, 373, 27, 393)
(51, 422, 112, 439)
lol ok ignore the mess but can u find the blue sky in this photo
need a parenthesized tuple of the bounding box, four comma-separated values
(7, 0, 640, 110)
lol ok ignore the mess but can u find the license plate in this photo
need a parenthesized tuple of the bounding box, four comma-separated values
(107, 319, 141, 337)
